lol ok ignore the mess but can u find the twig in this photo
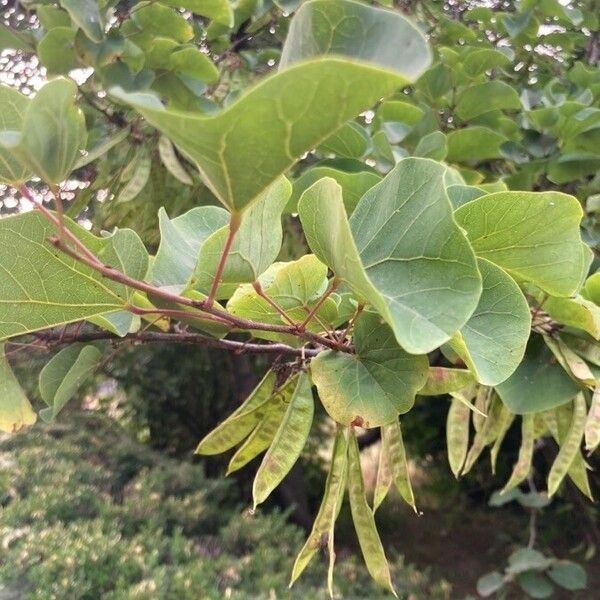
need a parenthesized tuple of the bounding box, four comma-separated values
(206, 213, 240, 307)
(298, 278, 340, 331)
(252, 281, 297, 326)
(32, 329, 322, 357)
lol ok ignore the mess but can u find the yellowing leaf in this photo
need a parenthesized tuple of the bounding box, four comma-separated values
(0, 343, 36, 433)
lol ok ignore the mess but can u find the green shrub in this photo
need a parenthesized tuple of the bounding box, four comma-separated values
(0, 413, 449, 599)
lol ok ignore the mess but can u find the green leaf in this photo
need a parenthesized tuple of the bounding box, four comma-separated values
(414, 131, 447, 161)
(507, 548, 551, 574)
(290, 425, 348, 594)
(310, 312, 428, 428)
(0, 212, 132, 341)
(0, 84, 32, 185)
(456, 81, 521, 121)
(162, 0, 234, 26)
(299, 160, 482, 354)
(347, 430, 395, 595)
(455, 191, 586, 297)
(280, 0, 430, 79)
(37, 27, 78, 74)
(547, 561, 587, 591)
(517, 572, 554, 599)
(36, 6, 72, 30)
(418, 367, 474, 396)
(544, 295, 600, 339)
(350, 158, 482, 353)
(319, 122, 369, 158)
(0, 23, 33, 51)
(476, 572, 505, 597)
(446, 126, 507, 162)
(130, 3, 193, 44)
(152, 206, 229, 293)
(0, 343, 36, 433)
(495, 335, 581, 413)
(446, 184, 486, 209)
(227, 255, 337, 339)
(449, 258, 531, 386)
(192, 177, 291, 297)
(288, 165, 381, 214)
(87, 227, 149, 333)
(253, 373, 314, 506)
(169, 47, 219, 83)
(0, 78, 87, 184)
(59, 0, 104, 43)
(112, 0, 430, 213)
(38, 343, 103, 421)
(463, 48, 511, 77)
(195, 370, 277, 455)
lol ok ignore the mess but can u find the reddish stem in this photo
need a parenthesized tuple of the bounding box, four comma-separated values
(206, 213, 240, 307)
(299, 278, 340, 331)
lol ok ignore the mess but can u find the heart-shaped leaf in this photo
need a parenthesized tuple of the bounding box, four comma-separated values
(310, 312, 428, 427)
(112, 0, 430, 213)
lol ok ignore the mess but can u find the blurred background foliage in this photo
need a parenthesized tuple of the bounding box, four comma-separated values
(1, 0, 600, 597)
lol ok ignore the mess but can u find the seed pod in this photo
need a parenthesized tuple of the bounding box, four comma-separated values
(446, 397, 470, 478)
(547, 403, 593, 499)
(473, 386, 493, 432)
(347, 430, 396, 596)
(290, 425, 348, 596)
(158, 135, 193, 185)
(462, 393, 503, 475)
(384, 420, 416, 512)
(117, 146, 151, 203)
(195, 370, 277, 455)
(501, 414, 534, 494)
(253, 373, 314, 507)
(418, 367, 474, 396)
(585, 386, 600, 453)
(226, 397, 287, 474)
(548, 394, 587, 496)
(546, 337, 595, 387)
(450, 386, 486, 416)
(373, 426, 392, 511)
(490, 404, 514, 474)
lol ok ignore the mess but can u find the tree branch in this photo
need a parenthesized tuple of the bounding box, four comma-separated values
(32, 328, 322, 357)
(21, 184, 352, 353)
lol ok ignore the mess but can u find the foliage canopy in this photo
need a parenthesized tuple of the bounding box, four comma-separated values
(1, 0, 600, 595)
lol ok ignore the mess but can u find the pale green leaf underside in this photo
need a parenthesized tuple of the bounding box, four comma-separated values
(299, 158, 482, 354)
(279, 0, 430, 80)
(112, 0, 430, 212)
(0, 343, 36, 433)
(112, 60, 407, 213)
(455, 191, 586, 297)
(151, 205, 229, 293)
(39, 343, 103, 421)
(0, 212, 131, 341)
(192, 177, 291, 297)
(0, 84, 32, 184)
(310, 312, 428, 428)
(0, 77, 87, 184)
(450, 258, 531, 386)
(227, 255, 337, 340)
(350, 158, 482, 354)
